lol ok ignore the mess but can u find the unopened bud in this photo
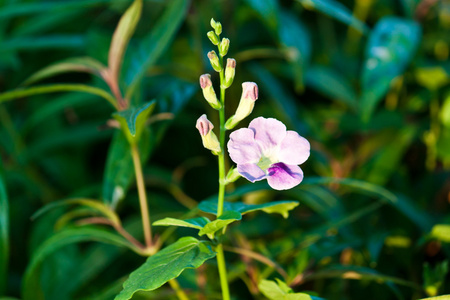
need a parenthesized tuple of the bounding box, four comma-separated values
(207, 50, 222, 72)
(225, 167, 241, 184)
(196, 114, 221, 153)
(223, 58, 236, 89)
(225, 82, 258, 130)
(199, 74, 221, 109)
(207, 31, 219, 45)
(210, 18, 222, 35)
(219, 38, 230, 57)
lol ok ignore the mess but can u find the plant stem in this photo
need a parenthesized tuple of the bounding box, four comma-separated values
(216, 57, 231, 300)
(168, 279, 190, 300)
(131, 143, 152, 248)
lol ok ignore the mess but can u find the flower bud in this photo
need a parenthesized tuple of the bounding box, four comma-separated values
(196, 114, 221, 153)
(210, 18, 222, 35)
(219, 38, 230, 57)
(223, 58, 236, 89)
(225, 166, 241, 184)
(199, 74, 221, 109)
(207, 31, 219, 45)
(207, 50, 222, 72)
(225, 82, 258, 130)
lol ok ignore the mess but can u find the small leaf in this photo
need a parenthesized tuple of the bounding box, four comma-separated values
(199, 200, 299, 219)
(258, 279, 313, 300)
(298, 0, 369, 33)
(114, 237, 216, 300)
(360, 17, 421, 121)
(415, 66, 449, 91)
(108, 0, 142, 84)
(113, 100, 156, 144)
(199, 211, 242, 238)
(441, 94, 450, 127)
(0, 84, 118, 109)
(153, 217, 210, 230)
(22, 57, 105, 86)
(0, 175, 9, 294)
(431, 224, 450, 243)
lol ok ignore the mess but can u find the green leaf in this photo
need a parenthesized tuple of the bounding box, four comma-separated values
(420, 296, 450, 300)
(360, 17, 421, 121)
(278, 10, 311, 91)
(114, 237, 216, 300)
(153, 217, 210, 230)
(125, 0, 189, 100)
(305, 65, 357, 109)
(0, 35, 86, 52)
(112, 100, 156, 144)
(258, 279, 313, 300)
(415, 66, 449, 91)
(199, 211, 242, 239)
(243, 0, 279, 30)
(199, 200, 299, 219)
(102, 128, 151, 206)
(440, 94, 450, 127)
(23, 57, 105, 86)
(0, 175, 9, 294)
(0, 84, 118, 109)
(32, 198, 121, 226)
(431, 224, 450, 243)
(22, 227, 135, 300)
(108, 0, 142, 84)
(298, 0, 369, 33)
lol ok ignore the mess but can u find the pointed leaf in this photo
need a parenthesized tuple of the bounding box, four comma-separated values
(0, 175, 9, 294)
(153, 217, 210, 230)
(199, 211, 242, 238)
(360, 17, 421, 121)
(297, 0, 369, 33)
(22, 57, 105, 86)
(0, 84, 118, 109)
(125, 0, 189, 99)
(108, 0, 142, 84)
(113, 100, 156, 144)
(114, 237, 216, 300)
(259, 279, 313, 300)
(22, 227, 136, 300)
(199, 200, 299, 219)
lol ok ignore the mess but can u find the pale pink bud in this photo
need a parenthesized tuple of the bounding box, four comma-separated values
(196, 114, 214, 136)
(242, 82, 258, 101)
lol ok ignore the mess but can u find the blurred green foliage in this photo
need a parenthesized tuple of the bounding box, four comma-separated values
(0, 0, 450, 299)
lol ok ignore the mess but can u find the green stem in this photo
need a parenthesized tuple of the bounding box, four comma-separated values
(216, 55, 231, 300)
(131, 143, 152, 248)
(168, 279, 190, 300)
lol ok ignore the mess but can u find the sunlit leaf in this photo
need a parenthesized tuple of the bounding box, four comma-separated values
(415, 66, 449, 91)
(0, 175, 9, 294)
(297, 0, 369, 33)
(125, 0, 189, 99)
(258, 279, 313, 299)
(22, 227, 136, 300)
(440, 94, 450, 127)
(153, 217, 210, 230)
(431, 224, 450, 243)
(112, 100, 156, 144)
(0, 84, 118, 109)
(198, 211, 242, 238)
(199, 199, 299, 219)
(360, 17, 421, 121)
(108, 0, 142, 84)
(23, 57, 105, 86)
(114, 237, 215, 300)
(419, 295, 450, 300)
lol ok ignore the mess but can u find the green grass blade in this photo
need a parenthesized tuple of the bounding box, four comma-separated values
(0, 175, 9, 294)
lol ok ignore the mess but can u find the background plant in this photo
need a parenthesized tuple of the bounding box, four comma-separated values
(0, 0, 449, 299)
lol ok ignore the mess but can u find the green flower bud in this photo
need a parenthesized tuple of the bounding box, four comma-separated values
(207, 31, 219, 45)
(200, 74, 221, 109)
(225, 82, 258, 130)
(207, 50, 222, 72)
(219, 38, 230, 57)
(223, 58, 236, 89)
(196, 114, 221, 154)
(225, 166, 241, 184)
(210, 18, 222, 35)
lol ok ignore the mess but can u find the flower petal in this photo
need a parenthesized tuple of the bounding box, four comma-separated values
(266, 163, 303, 190)
(249, 117, 286, 155)
(237, 163, 266, 182)
(278, 131, 310, 165)
(227, 128, 261, 164)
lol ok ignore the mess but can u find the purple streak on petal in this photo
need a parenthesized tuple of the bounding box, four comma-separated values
(249, 117, 286, 154)
(278, 131, 310, 165)
(266, 163, 303, 190)
(227, 128, 261, 164)
(237, 163, 266, 182)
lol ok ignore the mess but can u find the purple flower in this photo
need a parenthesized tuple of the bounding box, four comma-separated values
(227, 117, 310, 190)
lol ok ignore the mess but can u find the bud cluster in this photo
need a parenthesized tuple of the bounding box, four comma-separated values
(196, 18, 259, 159)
